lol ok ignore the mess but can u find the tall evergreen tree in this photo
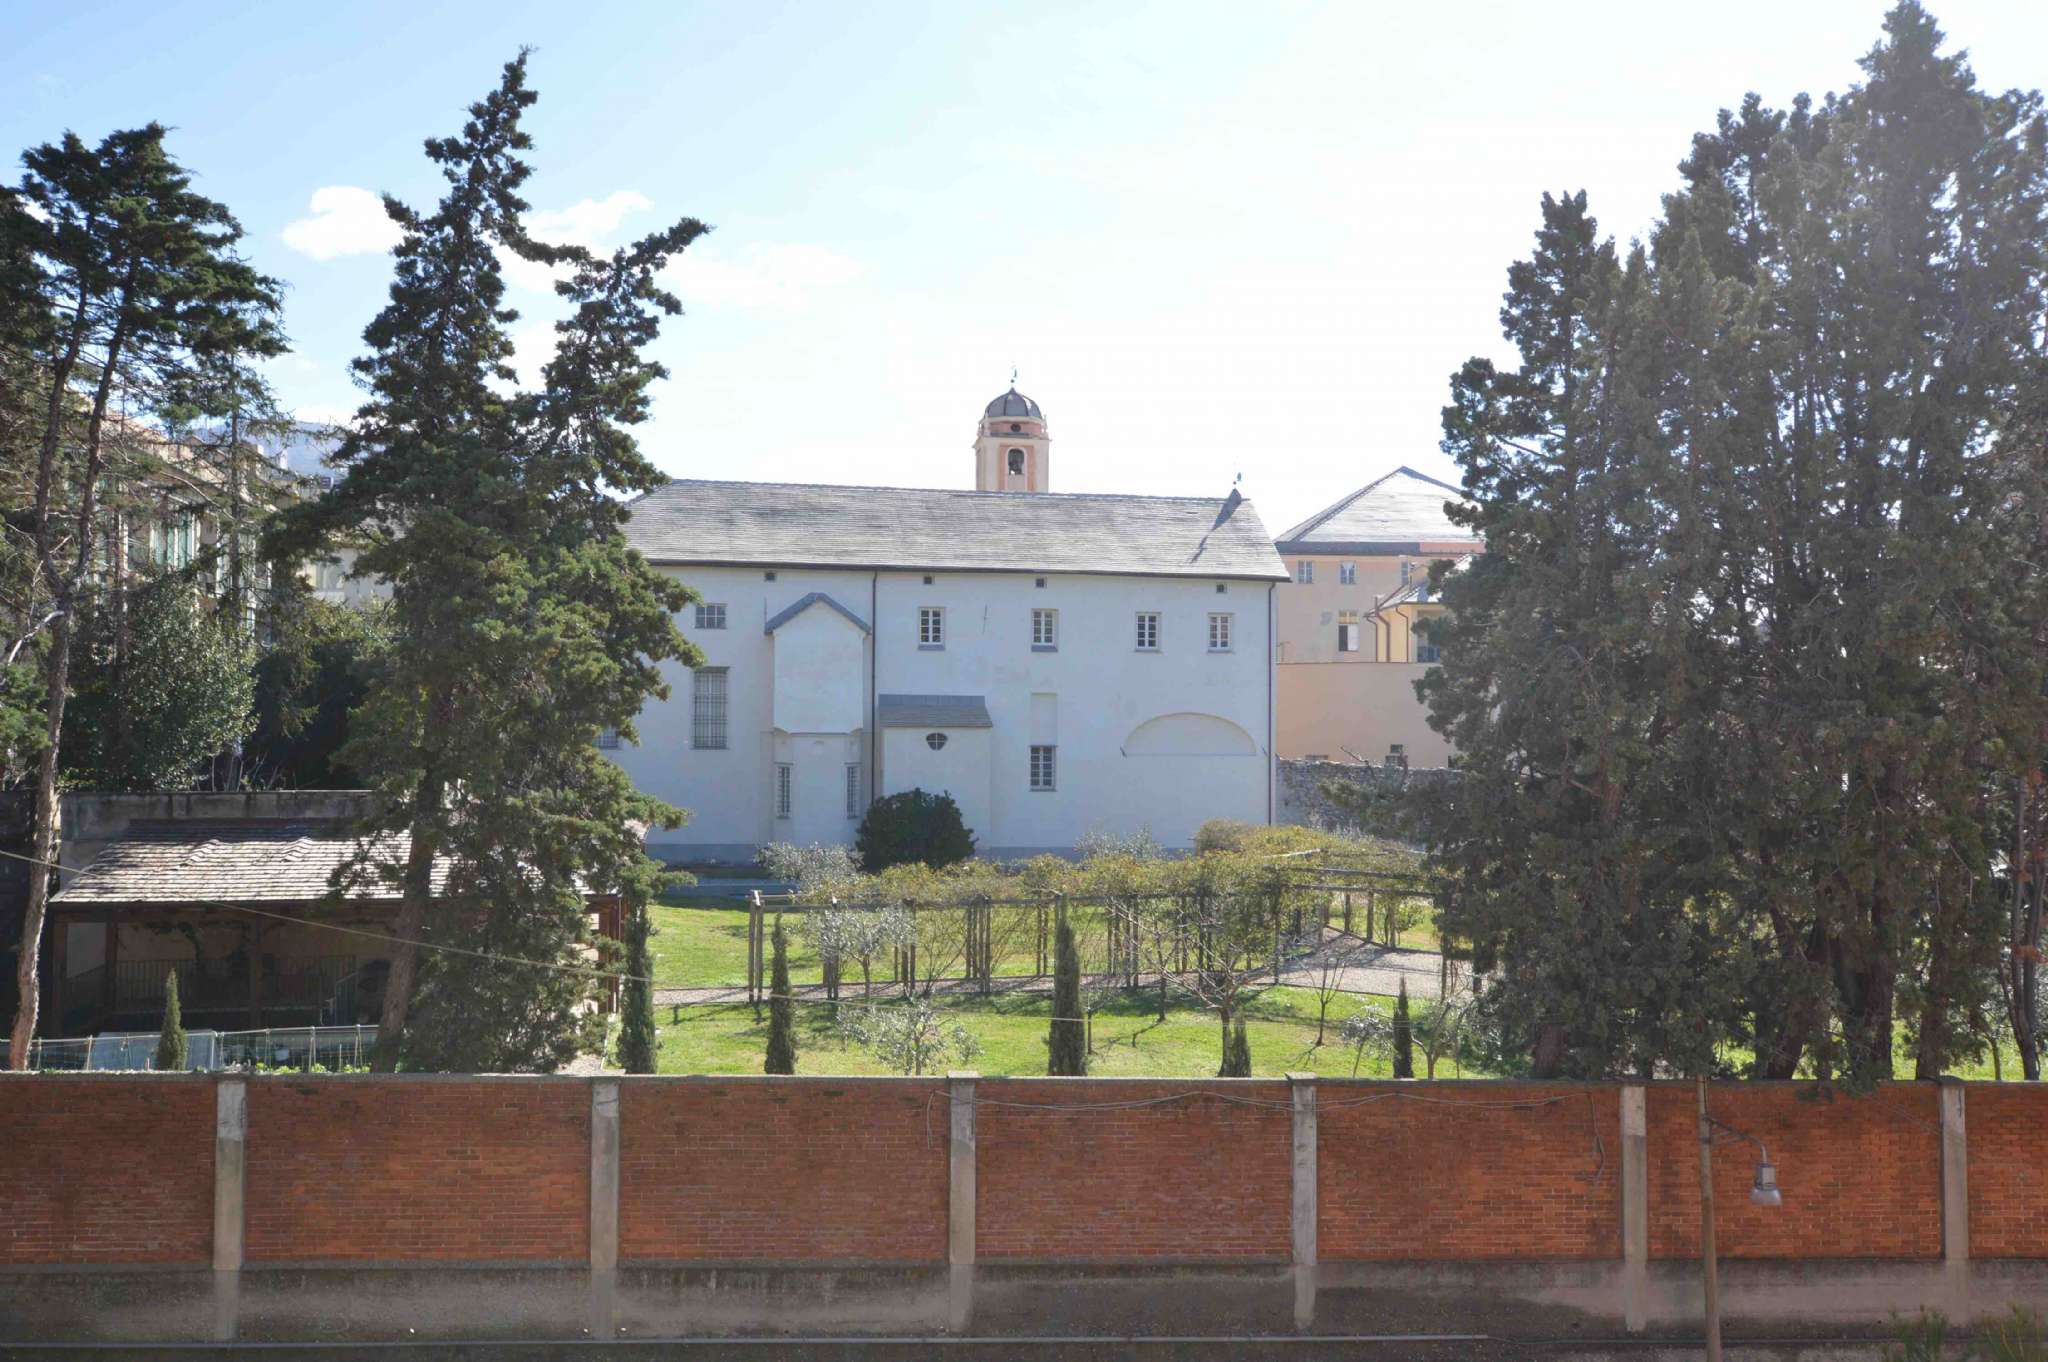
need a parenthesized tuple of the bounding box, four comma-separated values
(154, 970, 187, 1071)
(1220, 1014, 1251, 1078)
(1047, 913, 1085, 1075)
(1424, 3, 2048, 1085)
(265, 54, 708, 1070)
(6, 125, 283, 1066)
(764, 915, 795, 1075)
(617, 899, 657, 1075)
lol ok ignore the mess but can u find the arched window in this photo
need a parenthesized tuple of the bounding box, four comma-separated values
(1008, 448, 1026, 475)
(926, 732, 949, 751)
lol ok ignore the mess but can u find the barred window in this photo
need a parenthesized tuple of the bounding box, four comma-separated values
(919, 606, 945, 647)
(1207, 613, 1232, 652)
(1029, 744, 1057, 792)
(1134, 612, 1159, 651)
(776, 763, 793, 818)
(846, 764, 862, 819)
(692, 668, 728, 749)
(694, 602, 727, 629)
(1031, 608, 1057, 649)
(595, 728, 621, 750)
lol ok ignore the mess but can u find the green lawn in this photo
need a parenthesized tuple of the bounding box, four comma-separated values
(649, 983, 1454, 1079)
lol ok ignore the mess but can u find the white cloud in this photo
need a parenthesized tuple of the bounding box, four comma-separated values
(668, 242, 870, 313)
(281, 186, 403, 261)
(500, 190, 654, 293)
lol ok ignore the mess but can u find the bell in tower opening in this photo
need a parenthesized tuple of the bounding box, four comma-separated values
(975, 381, 1050, 493)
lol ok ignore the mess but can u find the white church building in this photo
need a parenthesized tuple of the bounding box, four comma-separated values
(609, 388, 1287, 861)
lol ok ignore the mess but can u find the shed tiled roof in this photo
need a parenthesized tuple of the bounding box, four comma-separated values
(877, 694, 994, 729)
(622, 480, 1286, 581)
(51, 820, 450, 907)
(1275, 467, 1481, 554)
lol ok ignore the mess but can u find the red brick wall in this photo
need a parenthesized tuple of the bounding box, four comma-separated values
(1966, 1084, 2048, 1257)
(619, 1079, 947, 1262)
(0, 1077, 214, 1265)
(1646, 1084, 1940, 1259)
(245, 1080, 589, 1262)
(974, 1080, 1291, 1260)
(1319, 1083, 1619, 1260)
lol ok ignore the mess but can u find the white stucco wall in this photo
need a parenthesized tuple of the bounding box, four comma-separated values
(607, 564, 1275, 860)
(880, 726, 992, 843)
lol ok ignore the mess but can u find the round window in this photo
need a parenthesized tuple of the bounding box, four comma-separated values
(1010, 422, 1022, 432)
(925, 732, 948, 751)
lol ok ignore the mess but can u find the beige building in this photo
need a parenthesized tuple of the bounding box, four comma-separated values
(1272, 467, 1480, 766)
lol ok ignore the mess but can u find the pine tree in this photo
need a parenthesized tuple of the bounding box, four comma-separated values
(1047, 913, 1085, 1075)
(264, 54, 708, 1071)
(6, 124, 282, 1067)
(154, 971, 187, 1071)
(617, 901, 657, 1075)
(1392, 980, 1414, 1080)
(764, 916, 795, 1075)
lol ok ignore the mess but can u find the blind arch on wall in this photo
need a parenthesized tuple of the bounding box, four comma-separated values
(1121, 712, 1259, 757)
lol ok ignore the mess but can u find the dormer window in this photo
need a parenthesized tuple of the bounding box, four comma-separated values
(1008, 449, 1025, 475)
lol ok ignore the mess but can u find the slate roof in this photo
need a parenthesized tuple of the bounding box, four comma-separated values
(623, 481, 1287, 581)
(985, 387, 1043, 418)
(763, 591, 870, 634)
(878, 694, 994, 729)
(1275, 467, 1480, 554)
(51, 820, 451, 907)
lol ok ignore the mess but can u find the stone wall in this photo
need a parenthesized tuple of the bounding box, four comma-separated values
(1275, 757, 1455, 837)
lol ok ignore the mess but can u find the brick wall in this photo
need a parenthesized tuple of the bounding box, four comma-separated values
(619, 1079, 946, 1262)
(1645, 1083, 1940, 1260)
(245, 1079, 589, 1262)
(1966, 1084, 2048, 1258)
(974, 1079, 1292, 1260)
(1320, 1083, 1620, 1260)
(0, 1076, 213, 1265)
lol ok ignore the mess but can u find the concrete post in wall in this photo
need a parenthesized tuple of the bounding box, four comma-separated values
(212, 1077, 247, 1344)
(1939, 1078, 1969, 1321)
(589, 1079, 621, 1339)
(948, 1072, 978, 1333)
(1287, 1073, 1318, 1331)
(1619, 1084, 1649, 1333)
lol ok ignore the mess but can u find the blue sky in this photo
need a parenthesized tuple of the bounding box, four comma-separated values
(8, 1, 2046, 534)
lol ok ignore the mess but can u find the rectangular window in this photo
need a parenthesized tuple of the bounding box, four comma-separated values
(1029, 744, 1056, 792)
(691, 668, 728, 749)
(595, 728, 621, 750)
(694, 602, 727, 629)
(846, 764, 862, 819)
(1295, 560, 1314, 584)
(1207, 612, 1233, 652)
(1338, 611, 1361, 653)
(1134, 612, 1160, 651)
(919, 606, 945, 648)
(775, 763, 793, 818)
(1400, 560, 1413, 586)
(1339, 561, 1356, 586)
(1031, 607, 1057, 650)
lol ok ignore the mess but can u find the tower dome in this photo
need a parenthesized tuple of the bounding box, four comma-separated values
(984, 387, 1043, 419)
(974, 382, 1050, 492)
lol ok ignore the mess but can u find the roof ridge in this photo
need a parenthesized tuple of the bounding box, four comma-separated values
(639, 477, 1246, 507)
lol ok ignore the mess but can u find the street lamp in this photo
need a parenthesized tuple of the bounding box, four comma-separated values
(1696, 1076, 1784, 1362)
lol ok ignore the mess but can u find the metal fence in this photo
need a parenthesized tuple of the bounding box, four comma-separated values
(0, 1025, 380, 1073)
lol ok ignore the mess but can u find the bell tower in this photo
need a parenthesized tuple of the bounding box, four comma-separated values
(975, 379, 1050, 492)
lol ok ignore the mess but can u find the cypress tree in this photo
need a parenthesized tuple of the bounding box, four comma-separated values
(1392, 980, 1414, 1079)
(154, 971, 187, 1071)
(764, 916, 795, 1075)
(263, 54, 709, 1071)
(1047, 914, 1085, 1075)
(617, 901, 657, 1075)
